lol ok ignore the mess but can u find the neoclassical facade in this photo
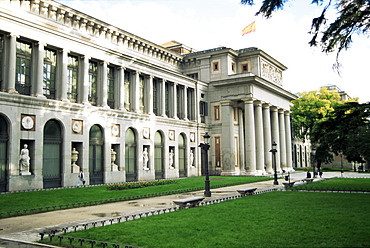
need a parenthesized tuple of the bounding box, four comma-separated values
(0, 0, 296, 192)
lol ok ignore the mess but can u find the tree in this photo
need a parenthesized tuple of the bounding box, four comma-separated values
(291, 87, 344, 140)
(312, 101, 370, 164)
(291, 88, 347, 166)
(241, 0, 370, 66)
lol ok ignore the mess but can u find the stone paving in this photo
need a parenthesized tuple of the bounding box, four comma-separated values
(0, 171, 368, 247)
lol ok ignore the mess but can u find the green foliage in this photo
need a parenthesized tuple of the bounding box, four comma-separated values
(107, 180, 178, 190)
(313, 102, 370, 163)
(291, 87, 344, 139)
(44, 191, 370, 247)
(241, 0, 370, 66)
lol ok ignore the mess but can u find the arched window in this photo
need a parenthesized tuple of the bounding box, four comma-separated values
(89, 125, 104, 185)
(178, 134, 187, 177)
(154, 131, 164, 179)
(43, 120, 62, 188)
(125, 128, 137, 181)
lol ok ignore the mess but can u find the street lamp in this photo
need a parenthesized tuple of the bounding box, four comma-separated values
(199, 132, 211, 197)
(311, 147, 316, 178)
(269, 142, 278, 185)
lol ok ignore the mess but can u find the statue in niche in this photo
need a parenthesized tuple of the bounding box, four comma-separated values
(169, 149, 174, 168)
(189, 150, 194, 167)
(71, 147, 80, 173)
(19, 144, 31, 175)
(111, 148, 118, 171)
(143, 147, 149, 170)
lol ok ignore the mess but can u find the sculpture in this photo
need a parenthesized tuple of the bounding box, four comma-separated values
(189, 149, 194, 166)
(19, 144, 31, 175)
(143, 147, 149, 170)
(169, 149, 174, 168)
(71, 147, 80, 173)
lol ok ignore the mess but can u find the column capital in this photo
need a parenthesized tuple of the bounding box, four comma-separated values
(253, 100, 263, 106)
(7, 33, 20, 39)
(284, 110, 291, 115)
(270, 106, 279, 112)
(278, 108, 286, 114)
(241, 97, 255, 104)
(262, 102, 271, 109)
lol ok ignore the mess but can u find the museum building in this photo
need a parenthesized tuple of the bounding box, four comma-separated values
(0, 0, 296, 192)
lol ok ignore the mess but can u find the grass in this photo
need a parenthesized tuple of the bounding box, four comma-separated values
(0, 176, 270, 213)
(295, 178, 370, 190)
(43, 191, 370, 248)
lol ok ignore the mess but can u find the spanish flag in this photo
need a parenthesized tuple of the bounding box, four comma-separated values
(242, 21, 256, 36)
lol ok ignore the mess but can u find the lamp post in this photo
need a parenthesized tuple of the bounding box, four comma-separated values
(311, 147, 316, 178)
(199, 132, 211, 197)
(269, 142, 278, 185)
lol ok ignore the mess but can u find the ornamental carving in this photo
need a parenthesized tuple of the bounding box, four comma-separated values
(261, 60, 283, 86)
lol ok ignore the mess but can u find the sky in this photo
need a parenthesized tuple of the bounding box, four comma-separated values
(59, 0, 370, 103)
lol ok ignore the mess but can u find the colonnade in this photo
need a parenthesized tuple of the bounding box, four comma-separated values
(1, 34, 195, 121)
(220, 98, 293, 175)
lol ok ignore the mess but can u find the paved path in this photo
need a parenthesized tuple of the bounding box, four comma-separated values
(0, 171, 368, 247)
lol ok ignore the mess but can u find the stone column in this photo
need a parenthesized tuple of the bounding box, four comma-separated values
(6, 34, 18, 93)
(262, 103, 273, 173)
(254, 101, 264, 174)
(35, 42, 46, 98)
(285, 111, 293, 171)
(238, 108, 246, 174)
(118, 67, 126, 111)
(279, 109, 287, 171)
(59, 49, 69, 102)
(243, 98, 256, 174)
(101, 61, 108, 108)
(147, 75, 154, 115)
(82, 56, 90, 105)
(220, 100, 236, 175)
(271, 107, 281, 171)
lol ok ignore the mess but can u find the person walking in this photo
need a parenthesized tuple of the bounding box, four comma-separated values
(77, 169, 85, 187)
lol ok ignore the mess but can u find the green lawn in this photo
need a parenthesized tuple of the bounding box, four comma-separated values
(43, 191, 370, 248)
(0, 176, 270, 214)
(295, 178, 370, 190)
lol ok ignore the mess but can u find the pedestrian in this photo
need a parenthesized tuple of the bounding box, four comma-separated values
(77, 169, 85, 187)
(319, 168, 323, 178)
(306, 170, 312, 178)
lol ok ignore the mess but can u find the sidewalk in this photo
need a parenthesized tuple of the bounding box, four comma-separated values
(0, 171, 368, 247)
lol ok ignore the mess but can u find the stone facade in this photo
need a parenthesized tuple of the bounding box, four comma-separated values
(0, 0, 296, 192)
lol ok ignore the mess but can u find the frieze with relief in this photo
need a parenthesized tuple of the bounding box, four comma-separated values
(261, 60, 283, 86)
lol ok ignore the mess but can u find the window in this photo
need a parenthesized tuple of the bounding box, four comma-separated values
(231, 62, 235, 73)
(199, 101, 208, 123)
(153, 79, 158, 115)
(187, 87, 195, 120)
(242, 63, 249, 73)
(177, 84, 183, 118)
(88, 61, 98, 106)
(165, 81, 170, 117)
(124, 70, 131, 110)
(139, 74, 145, 113)
(214, 106, 220, 120)
(107, 66, 115, 109)
(43, 49, 57, 99)
(213, 61, 219, 71)
(67, 55, 78, 102)
(16, 40, 32, 95)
